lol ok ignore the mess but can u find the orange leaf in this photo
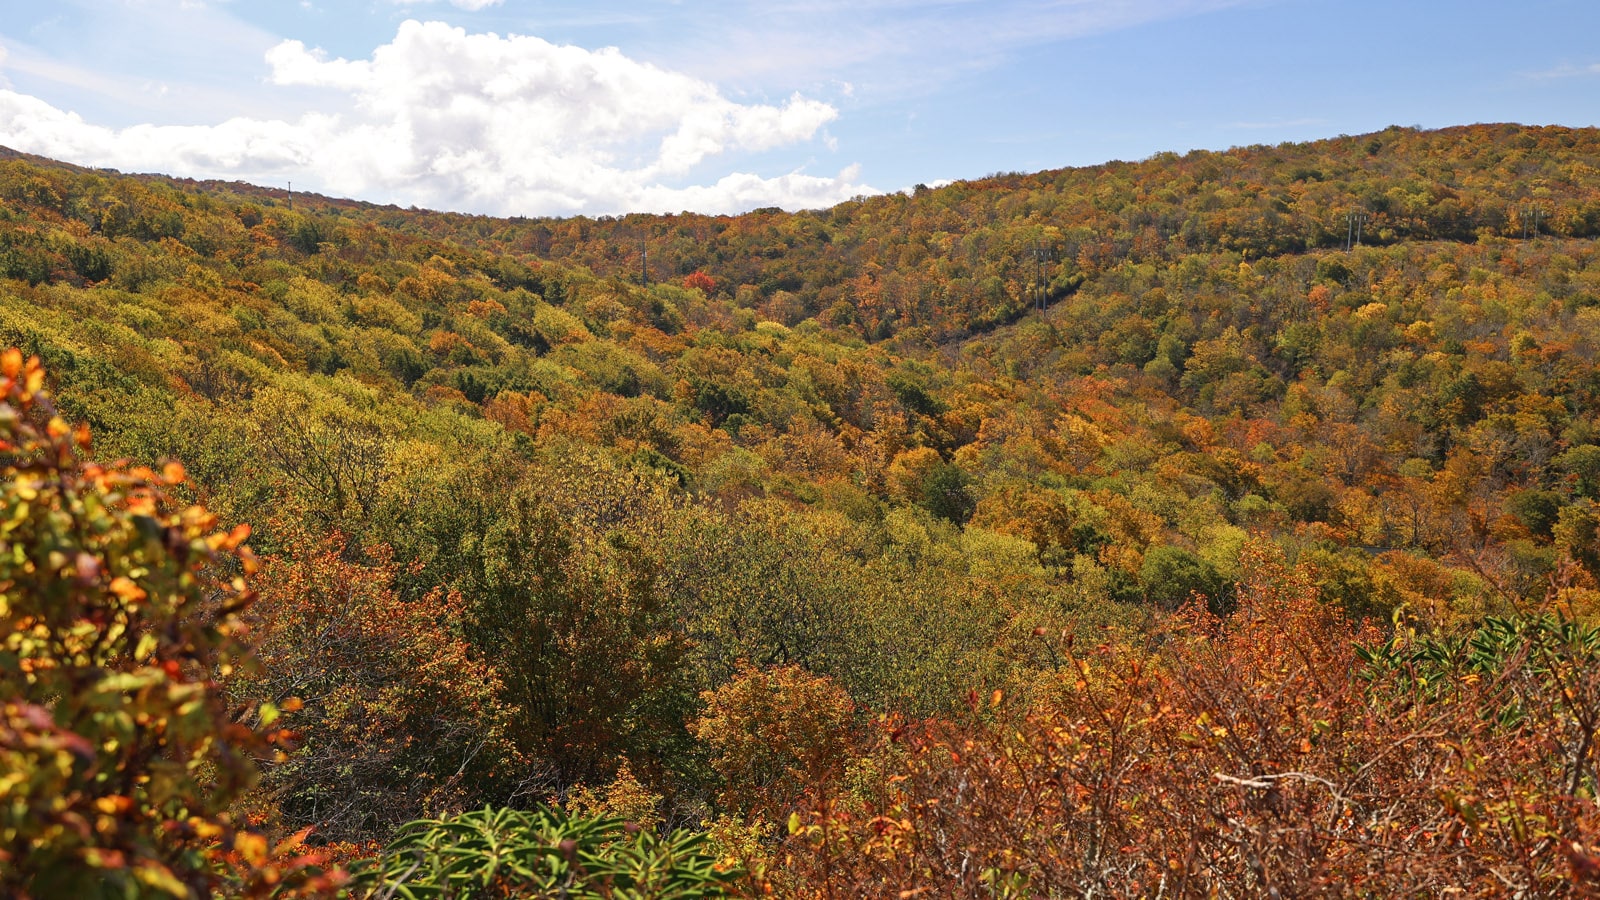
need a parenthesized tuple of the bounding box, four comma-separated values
(274, 826, 316, 856)
(109, 577, 148, 604)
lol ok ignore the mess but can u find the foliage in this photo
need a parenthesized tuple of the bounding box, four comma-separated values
(782, 546, 1600, 896)
(690, 664, 855, 818)
(233, 524, 523, 845)
(564, 761, 664, 833)
(1140, 543, 1230, 612)
(343, 806, 738, 899)
(0, 350, 335, 898)
(9, 124, 1600, 887)
(460, 468, 694, 787)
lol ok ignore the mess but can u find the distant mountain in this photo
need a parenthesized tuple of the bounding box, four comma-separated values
(12, 124, 1600, 345)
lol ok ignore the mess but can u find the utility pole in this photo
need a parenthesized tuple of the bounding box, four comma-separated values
(1522, 204, 1544, 240)
(640, 240, 649, 286)
(1026, 243, 1053, 311)
(287, 181, 292, 210)
(1344, 211, 1368, 251)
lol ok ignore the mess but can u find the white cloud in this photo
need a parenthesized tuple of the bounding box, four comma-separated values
(390, 0, 505, 9)
(0, 20, 870, 216)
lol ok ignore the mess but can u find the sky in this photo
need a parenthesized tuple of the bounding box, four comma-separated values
(0, 0, 1598, 218)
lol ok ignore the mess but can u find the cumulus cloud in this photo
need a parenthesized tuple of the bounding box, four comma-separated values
(0, 20, 871, 215)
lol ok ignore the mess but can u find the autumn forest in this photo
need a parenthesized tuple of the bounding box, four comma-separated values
(7, 123, 1600, 896)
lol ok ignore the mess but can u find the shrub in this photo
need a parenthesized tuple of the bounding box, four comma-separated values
(0, 349, 333, 897)
(691, 664, 855, 819)
(781, 544, 1600, 896)
(344, 806, 737, 899)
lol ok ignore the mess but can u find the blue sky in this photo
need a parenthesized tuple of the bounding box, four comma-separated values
(1, 0, 1597, 216)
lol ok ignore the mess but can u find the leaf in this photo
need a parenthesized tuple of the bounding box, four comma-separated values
(109, 576, 147, 604)
(131, 861, 191, 898)
(234, 832, 269, 866)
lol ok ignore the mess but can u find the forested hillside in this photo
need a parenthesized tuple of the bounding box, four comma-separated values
(5, 124, 1600, 896)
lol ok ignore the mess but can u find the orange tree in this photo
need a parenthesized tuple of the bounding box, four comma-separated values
(236, 524, 523, 846)
(690, 663, 855, 820)
(0, 349, 334, 897)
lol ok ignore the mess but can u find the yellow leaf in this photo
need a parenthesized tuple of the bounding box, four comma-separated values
(132, 862, 190, 897)
(234, 832, 269, 866)
(189, 816, 224, 840)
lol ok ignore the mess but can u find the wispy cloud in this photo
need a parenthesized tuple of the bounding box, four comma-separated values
(389, 0, 505, 10)
(0, 45, 163, 105)
(1225, 116, 1329, 130)
(1523, 61, 1600, 80)
(658, 0, 1261, 95)
(0, 20, 870, 216)
(0, 0, 292, 125)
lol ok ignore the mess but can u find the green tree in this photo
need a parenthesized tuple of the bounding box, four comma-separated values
(1559, 445, 1600, 500)
(462, 470, 693, 786)
(921, 461, 976, 525)
(1140, 544, 1230, 613)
